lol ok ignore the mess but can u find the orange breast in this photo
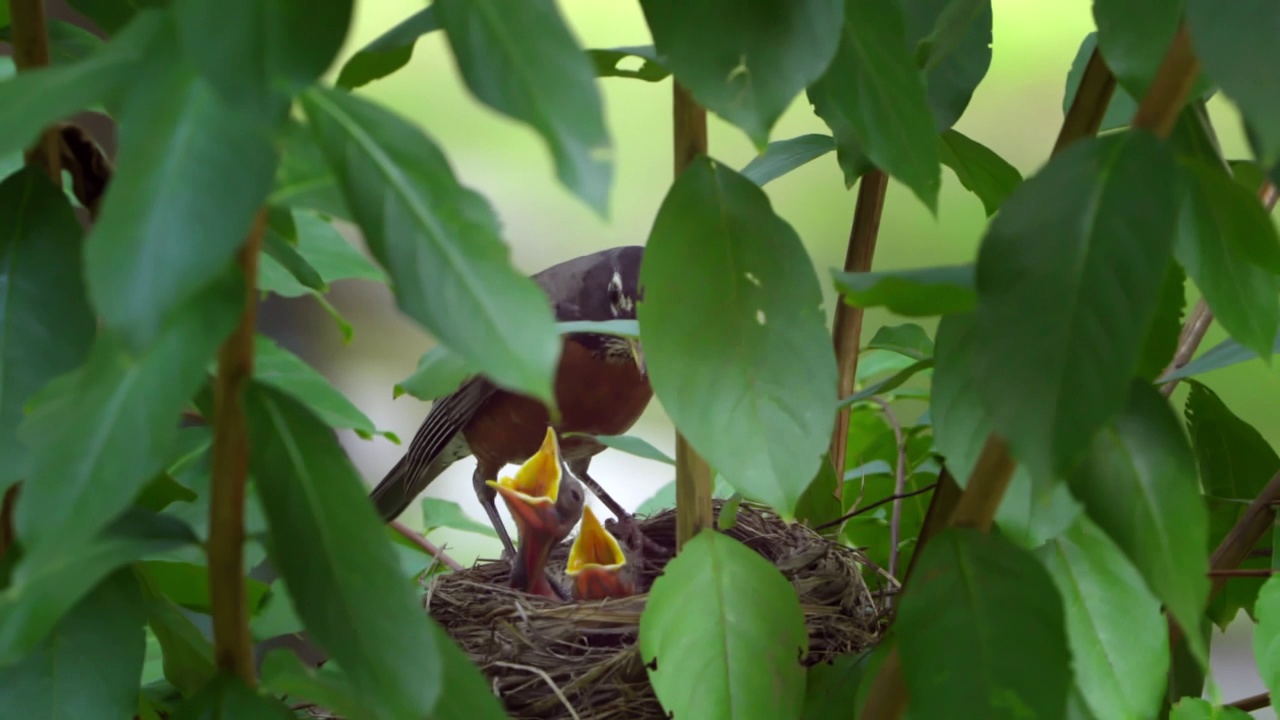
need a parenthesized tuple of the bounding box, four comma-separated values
(464, 338, 654, 469)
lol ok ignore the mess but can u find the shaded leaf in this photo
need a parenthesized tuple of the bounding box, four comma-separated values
(140, 560, 270, 616)
(838, 358, 933, 408)
(67, 0, 163, 35)
(336, 7, 437, 90)
(1037, 515, 1169, 720)
(0, 510, 196, 664)
(973, 132, 1179, 482)
(802, 651, 876, 720)
(636, 477, 734, 516)
(253, 334, 392, 441)
(430, 627, 509, 720)
(137, 566, 216, 695)
(833, 264, 975, 317)
(640, 529, 807, 719)
(1175, 158, 1280, 360)
(246, 384, 452, 719)
(0, 169, 95, 488)
(795, 454, 842, 531)
(16, 276, 241, 556)
(638, 157, 837, 517)
(938, 129, 1022, 216)
(0, 570, 146, 719)
(394, 344, 475, 402)
(263, 212, 325, 293)
(260, 650, 363, 718)
(269, 119, 350, 221)
(134, 473, 199, 513)
(1136, 262, 1186, 381)
(740, 134, 835, 187)
(170, 674, 295, 720)
(288, 210, 385, 285)
(1067, 381, 1210, 665)
(435, 0, 611, 214)
(867, 323, 932, 361)
(1095, 0, 1189, 98)
(1254, 576, 1280, 703)
(902, 0, 993, 130)
(898, 527, 1070, 720)
(86, 31, 276, 350)
(641, 0, 844, 147)
(810, 0, 942, 211)
(420, 498, 497, 538)
(0, 20, 105, 65)
(588, 45, 669, 82)
(302, 87, 560, 407)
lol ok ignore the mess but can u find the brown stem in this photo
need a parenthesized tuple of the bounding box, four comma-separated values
(1053, 47, 1118, 155)
(208, 209, 266, 685)
(8, 0, 61, 180)
(831, 171, 890, 491)
(862, 21, 1201, 720)
(1207, 568, 1275, 578)
(1207, 471, 1280, 602)
(1227, 691, 1271, 712)
(0, 486, 17, 561)
(390, 520, 463, 572)
(672, 82, 713, 551)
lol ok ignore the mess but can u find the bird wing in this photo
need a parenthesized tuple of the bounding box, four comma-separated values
(367, 375, 498, 520)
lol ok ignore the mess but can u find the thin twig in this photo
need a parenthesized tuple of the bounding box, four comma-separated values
(814, 483, 939, 532)
(672, 82, 713, 551)
(491, 662, 582, 720)
(208, 209, 267, 685)
(831, 171, 890, 491)
(873, 398, 908, 582)
(390, 520, 464, 572)
(1207, 568, 1275, 578)
(1227, 691, 1271, 712)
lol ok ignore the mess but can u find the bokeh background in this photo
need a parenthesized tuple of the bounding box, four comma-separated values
(263, 0, 1275, 711)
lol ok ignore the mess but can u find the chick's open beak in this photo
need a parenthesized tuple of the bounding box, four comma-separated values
(566, 506, 634, 600)
(485, 427, 562, 539)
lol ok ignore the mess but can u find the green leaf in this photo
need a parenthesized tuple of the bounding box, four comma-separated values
(898, 527, 1070, 720)
(0, 169, 96, 488)
(833, 264, 975, 317)
(1095, 0, 1188, 98)
(795, 454, 842, 530)
(263, 212, 325, 293)
(260, 650, 364, 717)
(1186, 381, 1279, 629)
(0, 510, 196, 663)
(802, 651, 876, 720)
(1187, 0, 1280, 165)
(430, 628, 509, 720)
(1254, 576, 1280, 702)
(640, 0, 844, 148)
(638, 157, 837, 517)
(245, 383, 452, 719)
(902, 0, 993, 131)
(640, 529, 807, 719)
(434, 0, 612, 214)
(564, 433, 675, 466)
(867, 323, 933, 361)
(253, 334, 392, 441)
(938, 129, 1022, 216)
(740, 134, 835, 187)
(420, 498, 497, 538)
(1175, 158, 1280, 360)
(336, 7, 438, 90)
(289, 210, 385, 284)
(67, 0, 163, 35)
(1037, 515, 1169, 720)
(86, 31, 277, 351)
(810, 0, 942, 212)
(394, 345, 475, 401)
(137, 566, 216, 695)
(556, 318, 641, 337)
(1136, 262, 1186, 381)
(1160, 332, 1280, 382)
(0, 570, 146, 719)
(1067, 380, 1211, 666)
(173, 0, 352, 120)
(15, 276, 241, 557)
(0, 20, 105, 65)
(587, 45, 669, 82)
(1169, 698, 1253, 720)
(973, 132, 1179, 482)
(170, 674, 296, 720)
(1062, 33, 1137, 133)
(139, 560, 270, 616)
(135, 473, 199, 512)
(269, 119, 350, 221)
(301, 87, 560, 408)
(838, 358, 933, 408)
(0, 11, 160, 161)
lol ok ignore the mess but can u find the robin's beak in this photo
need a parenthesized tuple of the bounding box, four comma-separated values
(565, 506, 635, 600)
(486, 428, 564, 598)
(627, 337, 646, 376)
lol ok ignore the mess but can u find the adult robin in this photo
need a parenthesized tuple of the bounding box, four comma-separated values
(368, 245, 654, 559)
(565, 505, 637, 600)
(487, 428, 585, 598)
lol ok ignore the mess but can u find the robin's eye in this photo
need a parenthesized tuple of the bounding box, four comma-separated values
(608, 284, 622, 307)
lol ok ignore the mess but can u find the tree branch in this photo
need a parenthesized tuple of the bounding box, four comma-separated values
(831, 171, 890, 491)
(208, 209, 267, 685)
(8, 0, 61, 180)
(1053, 47, 1118, 155)
(1227, 691, 1271, 712)
(390, 520, 464, 573)
(672, 82, 713, 551)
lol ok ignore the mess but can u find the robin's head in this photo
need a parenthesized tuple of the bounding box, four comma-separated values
(572, 245, 646, 371)
(565, 505, 635, 601)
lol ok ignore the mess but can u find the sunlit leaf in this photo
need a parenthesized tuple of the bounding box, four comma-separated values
(638, 157, 836, 517)
(641, 0, 844, 147)
(336, 7, 437, 90)
(740, 134, 835, 187)
(435, 0, 612, 214)
(301, 87, 560, 407)
(938, 129, 1022, 216)
(973, 132, 1179, 482)
(640, 529, 807, 719)
(833, 264, 975, 317)
(867, 323, 932, 361)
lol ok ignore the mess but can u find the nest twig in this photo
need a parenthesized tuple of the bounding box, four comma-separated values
(315, 500, 886, 720)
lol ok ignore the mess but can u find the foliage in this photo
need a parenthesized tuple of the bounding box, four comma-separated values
(1, 0, 1279, 718)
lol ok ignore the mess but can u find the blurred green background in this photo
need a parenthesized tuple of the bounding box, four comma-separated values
(273, 2, 1276, 706)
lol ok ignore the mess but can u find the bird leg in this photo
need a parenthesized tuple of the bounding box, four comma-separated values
(473, 464, 518, 561)
(567, 458, 668, 557)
